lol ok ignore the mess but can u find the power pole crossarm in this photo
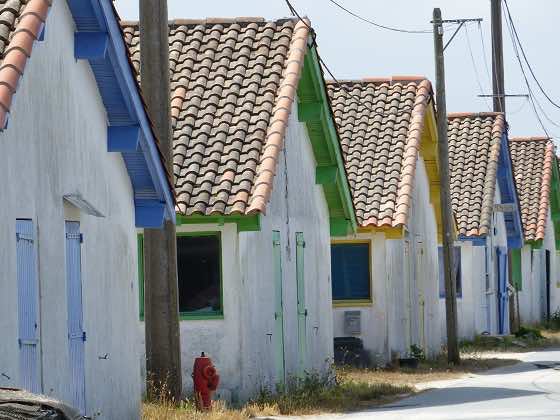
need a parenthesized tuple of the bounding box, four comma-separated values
(140, 0, 182, 401)
(432, 7, 460, 365)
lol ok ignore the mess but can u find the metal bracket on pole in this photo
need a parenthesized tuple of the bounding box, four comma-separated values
(430, 18, 483, 52)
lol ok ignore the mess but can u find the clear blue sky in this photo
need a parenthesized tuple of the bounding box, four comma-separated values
(115, 0, 560, 142)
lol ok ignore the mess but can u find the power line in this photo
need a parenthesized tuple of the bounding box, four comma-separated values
(463, 24, 492, 111)
(284, 0, 422, 119)
(502, 3, 557, 138)
(477, 21, 494, 92)
(327, 0, 433, 34)
(503, 0, 560, 110)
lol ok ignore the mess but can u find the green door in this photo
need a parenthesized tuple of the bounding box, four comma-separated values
(272, 231, 285, 386)
(296, 232, 307, 377)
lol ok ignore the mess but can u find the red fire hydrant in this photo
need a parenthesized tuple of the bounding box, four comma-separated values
(192, 352, 220, 410)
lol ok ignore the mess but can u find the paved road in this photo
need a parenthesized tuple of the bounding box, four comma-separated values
(271, 349, 560, 420)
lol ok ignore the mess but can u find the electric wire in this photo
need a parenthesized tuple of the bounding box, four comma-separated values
(503, 0, 560, 110)
(477, 21, 495, 92)
(506, 97, 529, 116)
(463, 24, 492, 111)
(502, 4, 557, 138)
(284, 0, 419, 119)
(327, 0, 433, 34)
(327, 0, 462, 35)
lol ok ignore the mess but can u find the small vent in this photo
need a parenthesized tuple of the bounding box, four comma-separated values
(343, 311, 361, 335)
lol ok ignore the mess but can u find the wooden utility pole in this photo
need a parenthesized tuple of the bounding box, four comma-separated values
(140, 0, 182, 400)
(491, 0, 506, 113)
(433, 8, 460, 365)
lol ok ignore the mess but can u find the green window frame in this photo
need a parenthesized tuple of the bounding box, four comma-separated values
(138, 231, 224, 321)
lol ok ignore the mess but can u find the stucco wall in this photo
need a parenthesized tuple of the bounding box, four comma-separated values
(139, 99, 333, 401)
(333, 156, 442, 362)
(441, 184, 508, 340)
(519, 209, 559, 325)
(0, 2, 140, 419)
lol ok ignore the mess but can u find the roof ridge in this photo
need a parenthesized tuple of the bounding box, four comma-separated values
(509, 136, 552, 142)
(536, 142, 556, 240)
(245, 18, 311, 215)
(447, 111, 504, 119)
(121, 16, 298, 27)
(327, 75, 428, 85)
(0, 0, 51, 129)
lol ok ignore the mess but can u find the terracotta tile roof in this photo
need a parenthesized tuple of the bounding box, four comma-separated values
(0, 0, 51, 128)
(326, 77, 433, 228)
(122, 17, 310, 216)
(509, 136, 555, 241)
(447, 112, 506, 237)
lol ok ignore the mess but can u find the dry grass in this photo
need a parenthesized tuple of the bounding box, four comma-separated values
(142, 328, 560, 419)
(142, 373, 412, 419)
(338, 353, 520, 387)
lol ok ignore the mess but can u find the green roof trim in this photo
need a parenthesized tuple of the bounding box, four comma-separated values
(529, 239, 543, 250)
(510, 248, 522, 291)
(550, 155, 560, 250)
(296, 44, 357, 236)
(176, 213, 261, 232)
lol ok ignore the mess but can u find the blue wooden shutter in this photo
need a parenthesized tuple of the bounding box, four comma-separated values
(16, 219, 41, 393)
(497, 247, 508, 334)
(65, 221, 86, 414)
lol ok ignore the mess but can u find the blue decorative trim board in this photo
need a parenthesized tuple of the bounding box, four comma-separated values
(497, 133, 524, 249)
(457, 235, 487, 246)
(67, 0, 175, 227)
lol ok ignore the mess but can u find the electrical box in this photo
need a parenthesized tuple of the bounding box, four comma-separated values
(343, 311, 361, 335)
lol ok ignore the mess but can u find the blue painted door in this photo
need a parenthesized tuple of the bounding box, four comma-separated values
(497, 247, 508, 334)
(16, 219, 41, 393)
(65, 221, 86, 414)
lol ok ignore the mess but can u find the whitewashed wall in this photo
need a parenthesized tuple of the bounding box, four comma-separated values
(140, 99, 333, 402)
(519, 209, 559, 324)
(0, 2, 141, 419)
(333, 156, 442, 362)
(440, 184, 508, 340)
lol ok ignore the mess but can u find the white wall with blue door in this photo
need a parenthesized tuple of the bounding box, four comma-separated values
(0, 0, 173, 418)
(439, 186, 509, 339)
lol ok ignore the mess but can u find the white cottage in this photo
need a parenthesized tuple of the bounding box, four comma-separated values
(122, 18, 357, 401)
(0, 0, 175, 419)
(326, 76, 444, 363)
(445, 112, 523, 339)
(509, 137, 560, 325)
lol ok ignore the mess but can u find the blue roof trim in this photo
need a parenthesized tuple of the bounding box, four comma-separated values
(497, 133, 524, 249)
(457, 235, 487, 246)
(67, 0, 175, 227)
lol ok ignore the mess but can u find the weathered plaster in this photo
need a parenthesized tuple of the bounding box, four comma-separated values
(0, 2, 141, 418)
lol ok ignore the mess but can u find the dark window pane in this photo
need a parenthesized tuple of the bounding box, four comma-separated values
(331, 243, 370, 300)
(177, 234, 222, 314)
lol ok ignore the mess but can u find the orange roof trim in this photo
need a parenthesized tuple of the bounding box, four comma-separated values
(0, 0, 51, 129)
(509, 136, 555, 241)
(327, 77, 434, 229)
